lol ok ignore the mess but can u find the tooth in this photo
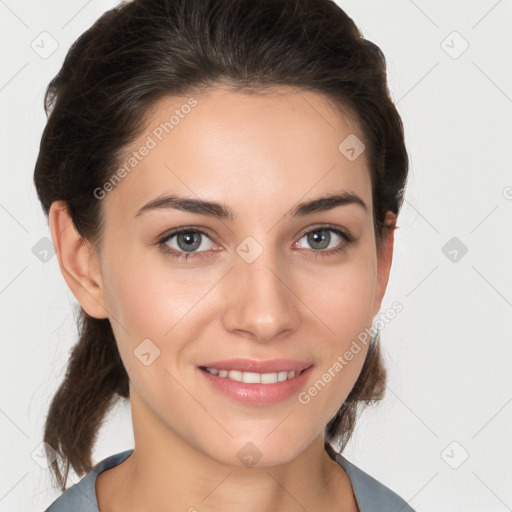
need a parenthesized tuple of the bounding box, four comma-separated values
(206, 368, 299, 383)
(243, 372, 261, 384)
(228, 370, 244, 382)
(277, 371, 288, 382)
(260, 372, 278, 384)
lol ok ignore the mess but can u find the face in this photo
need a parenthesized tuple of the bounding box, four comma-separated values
(78, 86, 394, 467)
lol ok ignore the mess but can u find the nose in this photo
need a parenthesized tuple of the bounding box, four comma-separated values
(221, 249, 301, 343)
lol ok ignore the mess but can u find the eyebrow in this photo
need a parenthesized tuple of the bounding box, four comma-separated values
(134, 191, 367, 221)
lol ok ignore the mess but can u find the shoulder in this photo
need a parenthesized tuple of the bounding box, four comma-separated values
(43, 449, 134, 512)
(334, 452, 415, 512)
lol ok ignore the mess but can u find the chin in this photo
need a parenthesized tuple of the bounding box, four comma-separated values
(199, 431, 314, 469)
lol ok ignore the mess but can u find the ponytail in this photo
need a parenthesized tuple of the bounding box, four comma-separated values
(43, 312, 128, 490)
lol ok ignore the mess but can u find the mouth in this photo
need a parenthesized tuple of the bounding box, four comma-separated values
(197, 359, 314, 405)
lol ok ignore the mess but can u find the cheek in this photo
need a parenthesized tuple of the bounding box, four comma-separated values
(102, 258, 200, 407)
(99, 247, 173, 380)
(102, 246, 201, 335)
(307, 251, 378, 340)
(101, 246, 223, 384)
(299, 252, 377, 411)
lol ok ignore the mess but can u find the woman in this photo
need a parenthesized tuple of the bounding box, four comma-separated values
(35, 0, 412, 510)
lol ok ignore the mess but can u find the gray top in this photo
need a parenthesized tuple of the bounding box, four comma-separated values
(44, 449, 415, 511)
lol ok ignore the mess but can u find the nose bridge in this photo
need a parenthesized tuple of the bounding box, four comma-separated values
(222, 237, 300, 341)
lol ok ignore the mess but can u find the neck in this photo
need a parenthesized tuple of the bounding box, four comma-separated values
(97, 393, 357, 512)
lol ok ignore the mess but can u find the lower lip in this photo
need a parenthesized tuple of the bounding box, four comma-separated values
(198, 366, 314, 405)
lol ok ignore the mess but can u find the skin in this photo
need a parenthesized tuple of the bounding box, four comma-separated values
(49, 85, 396, 512)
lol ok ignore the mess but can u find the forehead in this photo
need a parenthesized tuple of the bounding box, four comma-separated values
(103, 86, 372, 220)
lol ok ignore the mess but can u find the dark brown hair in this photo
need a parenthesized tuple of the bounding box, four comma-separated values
(34, 0, 408, 491)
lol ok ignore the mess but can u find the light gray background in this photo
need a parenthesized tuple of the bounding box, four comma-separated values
(1, 1, 511, 511)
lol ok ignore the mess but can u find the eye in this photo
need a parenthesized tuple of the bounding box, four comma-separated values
(294, 226, 353, 257)
(158, 228, 218, 261)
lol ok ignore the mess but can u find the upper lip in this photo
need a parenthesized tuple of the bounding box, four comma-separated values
(199, 358, 313, 373)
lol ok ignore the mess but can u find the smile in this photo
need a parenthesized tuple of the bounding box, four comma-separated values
(198, 362, 314, 405)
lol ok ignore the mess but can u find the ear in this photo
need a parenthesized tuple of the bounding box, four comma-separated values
(373, 211, 397, 317)
(48, 200, 108, 319)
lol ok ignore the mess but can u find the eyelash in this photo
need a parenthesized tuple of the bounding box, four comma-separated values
(157, 225, 354, 262)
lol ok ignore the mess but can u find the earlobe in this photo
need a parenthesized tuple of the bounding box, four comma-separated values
(373, 211, 397, 317)
(48, 200, 108, 319)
